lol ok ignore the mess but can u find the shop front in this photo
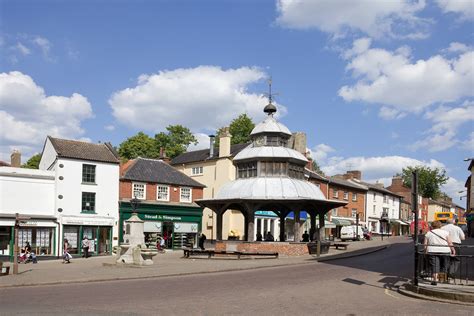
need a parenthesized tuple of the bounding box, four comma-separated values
(119, 201, 203, 250)
(0, 216, 57, 261)
(61, 216, 113, 256)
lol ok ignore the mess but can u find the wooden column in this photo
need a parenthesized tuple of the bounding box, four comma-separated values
(309, 211, 317, 241)
(216, 211, 223, 241)
(279, 212, 286, 242)
(293, 210, 300, 242)
(246, 215, 255, 242)
(318, 212, 325, 240)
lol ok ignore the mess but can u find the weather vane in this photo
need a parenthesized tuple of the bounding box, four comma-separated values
(263, 77, 278, 116)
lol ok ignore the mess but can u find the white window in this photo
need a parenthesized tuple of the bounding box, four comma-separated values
(383, 194, 388, 204)
(351, 209, 357, 218)
(132, 182, 146, 200)
(373, 205, 376, 215)
(333, 189, 338, 198)
(180, 187, 192, 203)
(156, 185, 169, 201)
(352, 193, 357, 202)
(192, 166, 203, 175)
(373, 193, 376, 202)
(343, 192, 349, 200)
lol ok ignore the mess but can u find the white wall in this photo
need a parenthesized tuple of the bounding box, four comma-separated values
(0, 167, 55, 216)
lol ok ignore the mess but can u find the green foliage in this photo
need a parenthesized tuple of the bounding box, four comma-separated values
(400, 165, 449, 199)
(311, 160, 325, 176)
(22, 153, 41, 169)
(217, 113, 255, 145)
(155, 125, 197, 159)
(118, 132, 159, 160)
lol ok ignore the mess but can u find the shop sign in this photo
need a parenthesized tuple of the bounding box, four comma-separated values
(144, 221, 162, 233)
(140, 214, 197, 222)
(63, 218, 114, 226)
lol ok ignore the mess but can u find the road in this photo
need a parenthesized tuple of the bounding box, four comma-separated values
(0, 241, 471, 315)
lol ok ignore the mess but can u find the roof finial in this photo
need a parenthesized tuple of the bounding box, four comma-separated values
(263, 77, 277, 116)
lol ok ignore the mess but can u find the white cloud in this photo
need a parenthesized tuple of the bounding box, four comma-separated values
(411, 101, 474, 152)
(104, 125, 115, 131)
(309, 143, 335, 164)
(436, 0, 474, 20)
(442, 177, 467, 204)
(33, 36, 52, 59)
(276, 0, 429, 39)
(109, 66, 281, 132)
(379, 106, 406, 120)
(0, 71, 93, 160)
(339, 39, 474, 114)
(15, 42, 30, 56)
(443, 42, 471, 54)
(187, 133, 211, 151)
(461, 132, 474, 151)
(322, 155, 445, 183)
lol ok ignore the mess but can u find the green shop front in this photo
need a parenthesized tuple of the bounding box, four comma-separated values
(119, 201, 203, 249)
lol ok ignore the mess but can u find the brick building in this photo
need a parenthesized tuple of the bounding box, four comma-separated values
(119, 157, 205, 249)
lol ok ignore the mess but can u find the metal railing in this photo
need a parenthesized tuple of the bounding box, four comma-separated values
(415, 243, 474, 285)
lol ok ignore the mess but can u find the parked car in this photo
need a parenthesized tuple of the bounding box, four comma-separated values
(340, 225, 365, 241)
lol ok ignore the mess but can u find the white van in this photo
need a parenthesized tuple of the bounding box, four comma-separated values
(340, 225, 364, 241)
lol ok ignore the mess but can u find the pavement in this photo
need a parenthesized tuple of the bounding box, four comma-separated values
(1, 235, 473, 305)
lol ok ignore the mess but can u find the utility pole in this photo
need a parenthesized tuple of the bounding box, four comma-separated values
(412, 171, 419, 286)
(13, 213, 31, 275)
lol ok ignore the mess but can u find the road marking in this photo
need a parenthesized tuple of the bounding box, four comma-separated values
(384, 288, 399, 299)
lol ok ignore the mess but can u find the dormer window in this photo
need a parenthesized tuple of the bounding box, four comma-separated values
(252, 135, 289, 148)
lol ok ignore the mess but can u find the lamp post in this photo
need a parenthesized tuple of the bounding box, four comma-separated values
(380, 211, 389, 241)
(130, 197, 141, 214)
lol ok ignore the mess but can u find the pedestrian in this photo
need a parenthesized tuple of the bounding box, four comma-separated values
(82, 236, 90, 258)
(424, 221, 455, 285)
(198, 233, 207, 250)
(264, 231, 274, 242)
(63, 239, 71, 264)
(442, 219, 465, 276)
(301, 230, 310, 242)
(256, 232, 263, 241)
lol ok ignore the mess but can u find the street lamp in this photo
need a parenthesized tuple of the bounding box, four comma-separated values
(130, 196, 141, 214)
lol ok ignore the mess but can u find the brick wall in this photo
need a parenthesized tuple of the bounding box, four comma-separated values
(329, 184, 366, 219)
(119, 180, 203, 203)
(215, 241, 309, 256)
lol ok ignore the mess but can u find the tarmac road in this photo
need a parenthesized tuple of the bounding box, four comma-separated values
(0, 241, 472, 315)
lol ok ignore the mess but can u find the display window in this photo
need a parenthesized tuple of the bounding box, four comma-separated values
(18, 227, 54, 256)
(0, 226, 12, 256)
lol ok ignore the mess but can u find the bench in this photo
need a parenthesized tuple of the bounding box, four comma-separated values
(182, 248, 278, 259)
(0, 261, 10, 276)
(331, 243, 349, 250)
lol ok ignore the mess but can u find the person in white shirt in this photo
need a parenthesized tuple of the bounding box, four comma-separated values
(441, 219, 465, 247)
(424, 221, 455, 285)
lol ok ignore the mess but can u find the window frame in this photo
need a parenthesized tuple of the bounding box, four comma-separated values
(351, 209, 357, 218)
(81, 192, 96, 213)
(156, 185, 170, 201)
(180, 187, 192, 203)
(343, 191, 349, 200)
(333, 189, 338, 199)
(82, 164, 96, 184)
(352, 193, 357, 202)
(191, 166, 203, 176)
(132, 182, 146, 200)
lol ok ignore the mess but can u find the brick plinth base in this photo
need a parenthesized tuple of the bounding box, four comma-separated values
(215, 241, 308, 256)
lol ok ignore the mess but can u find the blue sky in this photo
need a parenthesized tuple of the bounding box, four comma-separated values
(1, 0, 473, 203)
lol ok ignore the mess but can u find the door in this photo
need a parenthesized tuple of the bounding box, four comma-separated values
(162, 222, 174, 249)
(98, 227, 111, 255)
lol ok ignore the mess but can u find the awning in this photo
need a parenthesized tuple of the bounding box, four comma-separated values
(390, 219, 409, 226)
(331, 218, 352, 226)
(317, 220, 336, 229)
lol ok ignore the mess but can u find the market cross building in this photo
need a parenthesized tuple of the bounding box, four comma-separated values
(119, 158, 205, 249)
(196, 101, 346, 249)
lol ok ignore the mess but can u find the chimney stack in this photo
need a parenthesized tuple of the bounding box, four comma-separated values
(159, 147, 170, 164)
(219, 127, 231, 158)
(11, 150, 21, 167)
(346, 170, 361, 180)
(209, 135, 215, 158)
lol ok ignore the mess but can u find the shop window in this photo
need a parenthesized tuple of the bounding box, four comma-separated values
(82, 164, 96, 184)
(132, 182, 146, 200)
(0, 226, 12, 256)
(180, 187, 192, 203)
(81, 192, 96, 213)
(157, 185, 169, 201)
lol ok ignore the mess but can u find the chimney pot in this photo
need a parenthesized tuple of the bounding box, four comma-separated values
(11, 150, 21, 167)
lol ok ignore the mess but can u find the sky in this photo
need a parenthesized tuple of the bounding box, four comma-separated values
(1, 0, 473, 204)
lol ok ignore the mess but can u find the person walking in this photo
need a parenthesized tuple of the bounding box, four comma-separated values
(63, 239, 71, 264)
(424, 221, 455, 285)
(82, 236, 90, 258)
(198, 233, 207, 250)
(442, 219, 465, 276)
(264, 231, 274, 241)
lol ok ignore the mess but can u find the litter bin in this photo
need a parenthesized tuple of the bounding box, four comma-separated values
(307, 241, 330, 255)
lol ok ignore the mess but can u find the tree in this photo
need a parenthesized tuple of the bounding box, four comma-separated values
(118, 132, 159, 160)
(311, 160, 325, 176)
(22, 153, 41, 169)
(155, 125, 197, 159)
(400, 165, 449, 199)
(217, 113, 255, 145)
